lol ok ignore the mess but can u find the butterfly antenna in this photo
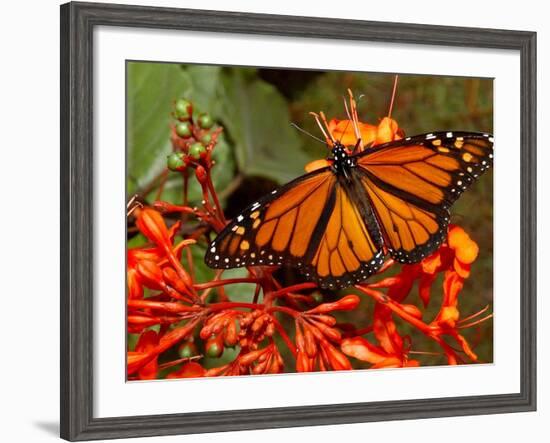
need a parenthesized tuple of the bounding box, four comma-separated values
(387, 74, 399, 118)
(290, 122, 327, 145)
(337, 113, 352, 145)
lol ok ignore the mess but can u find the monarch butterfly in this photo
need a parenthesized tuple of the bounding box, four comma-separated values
(205, 115, 493, 290)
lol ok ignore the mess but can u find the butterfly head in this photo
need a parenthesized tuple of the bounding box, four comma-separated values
(330, 142, 356, 176)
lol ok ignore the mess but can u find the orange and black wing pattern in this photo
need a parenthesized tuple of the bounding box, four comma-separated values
(355, 131, 493, 263)
(205, 168, 385, 289)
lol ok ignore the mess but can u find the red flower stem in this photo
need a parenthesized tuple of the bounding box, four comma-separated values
(208, 302, 262, 312)
(252, 284, 262, 304)
(352, 325, 374, 335)
(376, 258, 396, 274)
(194, 277, 260, 290)
(357, 285, 434, 334)
(185, 246, 195, 281)
(163, 284, 195, 304)
(216, 284, 229, 302)
(268, 305, 299, 318)
(271, 317, 297, 358)
(157, 355, 202, 371)
(200, 269, 224, 303)
(432, 335, 461, 364)
(164, 247, 199, 301)
(182, 170, 189, 207)
(269, 283, 317, 299)
(206, 173, 226, 224)
(153, 202, 208, 219)
(367, 277, 402, 289)
(357, 285, 468, 363)
(127, 299, 202, 313)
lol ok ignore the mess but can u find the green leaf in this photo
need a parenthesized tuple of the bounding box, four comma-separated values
(218, 69, 311, 183)
(127, 62, 188, 193)
(218, 267, 257, 303)
(127, 62, 235, 204)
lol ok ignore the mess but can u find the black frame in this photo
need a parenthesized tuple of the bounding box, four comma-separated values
(60, 1, 537, 441)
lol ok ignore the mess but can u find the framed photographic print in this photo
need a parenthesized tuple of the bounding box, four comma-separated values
(60, 1, 537, 441)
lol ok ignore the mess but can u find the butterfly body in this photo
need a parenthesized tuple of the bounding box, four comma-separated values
(205, 132, 493, 289)
(330, 142, 357, 179)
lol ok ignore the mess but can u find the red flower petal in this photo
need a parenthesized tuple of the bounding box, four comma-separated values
(341, 337, 388, 364)
(166, 362, 206, 379)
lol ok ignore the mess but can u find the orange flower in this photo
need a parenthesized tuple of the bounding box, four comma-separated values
(326, 116, 403, 148)
(293, 295, 358, 372)
(135, 207, 171, 249)
(448, 225, 479, 278)
(328, 118, 377, 147)
(341, 336, 419, 369)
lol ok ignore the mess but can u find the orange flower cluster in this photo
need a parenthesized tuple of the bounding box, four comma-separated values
(126, 94, 492, 380)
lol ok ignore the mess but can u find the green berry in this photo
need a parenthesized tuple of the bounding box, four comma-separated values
(200, 133, 212, 145)
(178, 342, 197, 359)
(175, 121, 192, 138)
(205, 337, 223, 358)
(167, 152, 185, 171)
(174, 99, 193, 121)
(189, 142, 206, 160)
(198, 112, 214, 129)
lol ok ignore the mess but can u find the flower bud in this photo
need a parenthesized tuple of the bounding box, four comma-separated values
(239, 349, 265, 366)
(162, 267, 191, 295)
(189, 142, 207, 160)
(341, 337, 387, 364)
(167, 152, 185, 171)
(198, 112, 214, 129)
(400, 304, 423, 319)
(221, 320, 237, 347)
(135, 207, 170, 248)
(195, 165, 208, 183)
(174, 99, 193, 121)
(127, 268, 143, 299)
(304, 326, 317, 358)
(200, 133, 212, 145)
(136, 260, 165, 290)
(205, 334, 224, 358)
(175, 121, 193, 138)
(308, 294, 360, 314)
(178, 340, 198, 359)
(296, 351, 312, 372)
(322, 342, 352, 370)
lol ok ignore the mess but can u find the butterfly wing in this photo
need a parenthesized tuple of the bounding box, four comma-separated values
(205, 167, 384, 289)
(355, 131, 493, 263)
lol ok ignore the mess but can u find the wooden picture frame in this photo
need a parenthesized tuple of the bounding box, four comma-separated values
(60, 1, 536, 440)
